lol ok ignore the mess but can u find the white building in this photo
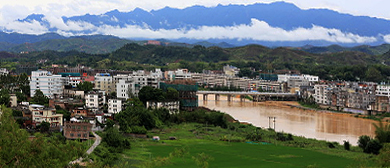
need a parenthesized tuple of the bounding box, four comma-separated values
(65, 76, 83, 88)
(302, 74, 319, 82)
(0, 68, 9, 75)
(116, 75, 160, 99)
(376, 85, 390, 98)
(314, 85, 331, 105)
(146, 101, 180, 114)
(278, 74, 319, 83)
(108, 99, 122, 114)
(85, 91, 106, 112)
(223, 65, 240, 77)
(30, 70, 64, 99)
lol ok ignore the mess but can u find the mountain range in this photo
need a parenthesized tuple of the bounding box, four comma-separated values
(2, 1, 390, 47)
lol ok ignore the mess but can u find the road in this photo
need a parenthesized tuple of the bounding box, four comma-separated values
(69, 131, 102, 165)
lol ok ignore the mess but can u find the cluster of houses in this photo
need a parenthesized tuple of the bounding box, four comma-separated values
(4, 63, 390, 139)
(303, 81, 390, 114)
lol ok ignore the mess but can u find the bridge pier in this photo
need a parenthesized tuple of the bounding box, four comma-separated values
(215, 94, 220, 101)
(203, 94, 208, 101)
(227, 95, 232, 102)
(240, 95, 245, 102)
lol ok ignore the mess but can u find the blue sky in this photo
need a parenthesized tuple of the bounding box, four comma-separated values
(0, 0, 388, 21)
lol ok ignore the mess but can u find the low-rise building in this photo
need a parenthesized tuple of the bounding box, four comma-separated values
(63, 120, 93, 140)
(29, 104, 63, 127)
(146, 101, 180, 114)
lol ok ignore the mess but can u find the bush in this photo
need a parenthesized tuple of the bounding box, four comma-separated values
(128, 126, 147, 134)
(358, 135, 371, 152)
(343, 141, 350, 151)
(366, 139, 382, 155)
(286, 134, 294, 141)
(326, 142, 336, 148)
(276, 132, 286, 141)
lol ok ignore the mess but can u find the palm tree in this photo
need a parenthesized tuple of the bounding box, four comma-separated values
(373, 121, 390, 143)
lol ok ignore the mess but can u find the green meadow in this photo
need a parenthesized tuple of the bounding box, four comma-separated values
(116, 123, 373, 168)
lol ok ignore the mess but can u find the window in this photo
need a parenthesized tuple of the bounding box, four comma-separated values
(83, 126, 87, 130)
(70, 133, 74, 137)
(83, 134, 87, 137)
(77, 134, 81, 137)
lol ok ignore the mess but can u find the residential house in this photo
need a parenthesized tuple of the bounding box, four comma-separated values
(29, 104, 63, 127)
(63, 120, 93, 140)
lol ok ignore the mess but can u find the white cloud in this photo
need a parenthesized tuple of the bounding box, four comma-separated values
(384, 35, 390, 43)
(90, 18, 377, 44)
(4, 20, 48, 34)
(1, 16, 378, 44)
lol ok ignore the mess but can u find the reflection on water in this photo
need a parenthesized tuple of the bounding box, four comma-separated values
(199, 95, 376, 145)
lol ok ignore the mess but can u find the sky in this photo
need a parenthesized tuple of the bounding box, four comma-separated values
(0, 0, 389, 44)
(0, 0, 388, 20)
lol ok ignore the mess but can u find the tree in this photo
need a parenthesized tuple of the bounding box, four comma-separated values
(138, 86, 166, 105)
(358, 135, 372, 153)
(102, 127, 131, 151)
(365, 67, 382, 82)
(32, 89, 49, 105)
(0, 106, 86, 167)
(166, 87, 179, 101)
(377, 143, 390, 167)
(77, 81, 93, 92)
(373, 121, 390, 143)
(15, 91, 27, 102)
(38, 121, 50, 133)
(0, 89, 10, 106)
(366, 139, 382, 155)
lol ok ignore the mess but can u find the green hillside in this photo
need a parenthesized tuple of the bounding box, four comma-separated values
(299, 44, 390, 55)
(4, 42, 390, 82)
(9, 37, 133, 54)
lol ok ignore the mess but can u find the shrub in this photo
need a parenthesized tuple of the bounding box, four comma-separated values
(326, 142, 335, 148)
(343, 141, 350, 151)
(276, 132, 286, 141)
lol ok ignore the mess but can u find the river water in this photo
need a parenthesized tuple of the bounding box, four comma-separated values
(198, 95, 377, 146)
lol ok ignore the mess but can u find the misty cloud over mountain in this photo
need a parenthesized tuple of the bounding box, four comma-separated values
(2, 2, 390, 46)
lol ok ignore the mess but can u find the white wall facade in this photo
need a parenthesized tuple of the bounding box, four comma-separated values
(30, 70, 64, 99)
(108, 99, 122, 114)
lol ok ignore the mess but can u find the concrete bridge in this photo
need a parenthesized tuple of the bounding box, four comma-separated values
(197, 91, 298, 102)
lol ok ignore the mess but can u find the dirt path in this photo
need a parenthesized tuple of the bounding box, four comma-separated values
(69, 131, 101, 166)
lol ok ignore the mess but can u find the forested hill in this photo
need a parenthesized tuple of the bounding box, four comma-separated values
(4, 43, 390, 82)
(296, 44, 390, 55)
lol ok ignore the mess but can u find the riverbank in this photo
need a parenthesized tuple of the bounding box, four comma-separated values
(199, 97, 377, 145)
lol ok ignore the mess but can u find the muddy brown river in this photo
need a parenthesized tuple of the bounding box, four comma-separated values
(199, 94, 377, 145)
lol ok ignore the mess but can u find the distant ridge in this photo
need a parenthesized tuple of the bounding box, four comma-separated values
(2, 2, 389, 47)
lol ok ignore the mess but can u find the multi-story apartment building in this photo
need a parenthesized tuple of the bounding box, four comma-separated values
(94, 73, 114, 93)
(376, 84, 390, 98)
(30, 70, 64, 99)
(85, 91, 106, 112)
(108, 99, 122, 114)
(314, 85, 331, 105)
(116, 75, 160, 99)
(29, 104, 63, 127)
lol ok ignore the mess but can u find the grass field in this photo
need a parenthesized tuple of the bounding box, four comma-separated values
(116, 123, 373, 168)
